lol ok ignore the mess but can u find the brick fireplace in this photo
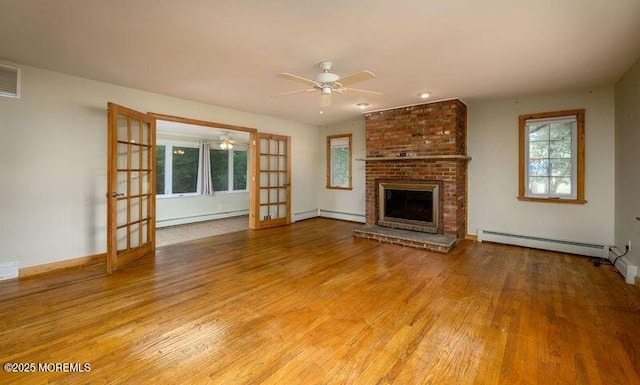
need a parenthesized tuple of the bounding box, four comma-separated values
(353, 99, 469, 253)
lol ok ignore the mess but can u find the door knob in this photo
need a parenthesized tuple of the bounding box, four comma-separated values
(106, 192, 125, 198)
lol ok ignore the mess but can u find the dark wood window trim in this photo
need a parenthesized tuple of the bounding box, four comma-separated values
(518, 109, 586, 204)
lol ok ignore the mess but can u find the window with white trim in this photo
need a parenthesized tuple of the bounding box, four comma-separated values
(156, 140, 249, 197)
(519, 109, 585, 203)
(155, 141, 200, 196)
(210, 149, 248, 192)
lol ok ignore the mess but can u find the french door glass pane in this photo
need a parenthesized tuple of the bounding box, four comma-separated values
(117, 227, 127, 251)
(130, 171, 140, 196)
(142, 146, 149, 169)
(117, 199, 127, 225)
(117, 115, 128, 142)
(117, 143, 128, 169)
(141, 171, 149, 194)
(131, 119, 140, 143)
(278, 204, 287, 218)
(130, 223, 140, 248)
(117, 171, 127, 196)
(260, 205, 269, 220)
(130, 197, 140, 223)
(260, 189, 268, 204)
(142, 122, 150, 144)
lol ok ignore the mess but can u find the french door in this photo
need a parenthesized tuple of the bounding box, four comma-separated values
(250, 133, 291, 229)
(106, 103, 156, 274)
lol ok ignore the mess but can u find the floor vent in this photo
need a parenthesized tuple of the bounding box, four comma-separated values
(477, 229, 608, 258)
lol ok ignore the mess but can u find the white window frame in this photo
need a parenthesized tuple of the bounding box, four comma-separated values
(211, 147, 249, 193)
(523, 115, 577, 200)
(157, 139, 200, 198)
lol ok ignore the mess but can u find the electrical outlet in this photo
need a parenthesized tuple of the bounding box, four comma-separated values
(218, 204, 223, 210)
(628, 240, 632, 251)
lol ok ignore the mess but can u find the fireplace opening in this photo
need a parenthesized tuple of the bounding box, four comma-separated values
(378, 182, 439, 233)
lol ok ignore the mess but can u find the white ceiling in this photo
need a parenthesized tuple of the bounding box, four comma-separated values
(1, 0, 639, 126)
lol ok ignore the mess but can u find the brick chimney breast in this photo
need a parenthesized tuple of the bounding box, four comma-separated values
(363, 99, 468, 242)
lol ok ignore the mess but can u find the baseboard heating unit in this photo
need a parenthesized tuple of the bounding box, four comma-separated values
(477, 229, 609, 259)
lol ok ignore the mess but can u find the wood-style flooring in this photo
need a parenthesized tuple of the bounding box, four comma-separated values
(156, 216, 249, 247)
(1, 218, 639, 384)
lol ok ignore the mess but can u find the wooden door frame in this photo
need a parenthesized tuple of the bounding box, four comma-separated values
(147, 113, 263, 230)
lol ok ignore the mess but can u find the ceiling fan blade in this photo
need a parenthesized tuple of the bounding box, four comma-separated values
(321, 93, 331, 108)
(273, 88, 316, 97)
(342, 87, 382, 99)
(335, 70, 375, 87)
(278, 73, 319, 87)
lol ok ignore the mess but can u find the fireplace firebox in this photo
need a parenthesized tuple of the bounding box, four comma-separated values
(377, 182, 439, 233)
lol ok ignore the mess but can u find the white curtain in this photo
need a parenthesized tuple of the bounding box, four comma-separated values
(196, 141, 214, 195)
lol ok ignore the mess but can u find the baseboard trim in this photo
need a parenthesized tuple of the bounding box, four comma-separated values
(465, 234, 478, 241)
(19, 253, 106, 278)
(293, 209, 319, 222)
(319, 209, 366, 223)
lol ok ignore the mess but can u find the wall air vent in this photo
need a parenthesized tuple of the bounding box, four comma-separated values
(0, 64, 21, 99)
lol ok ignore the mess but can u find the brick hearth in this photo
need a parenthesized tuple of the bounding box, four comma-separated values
(354, 99, 469, 252)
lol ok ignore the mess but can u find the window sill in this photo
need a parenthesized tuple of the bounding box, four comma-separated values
(517, 196, 587, 205)
(326, 186, 353, 191)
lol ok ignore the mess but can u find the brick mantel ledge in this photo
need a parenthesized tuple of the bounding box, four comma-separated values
(356, 155, 471, 161)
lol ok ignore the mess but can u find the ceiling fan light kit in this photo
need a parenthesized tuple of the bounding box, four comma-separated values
(219, 135, 234, 150)
(275, 61, 381, 109)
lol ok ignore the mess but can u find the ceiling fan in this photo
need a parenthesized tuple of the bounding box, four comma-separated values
(274, 61, 382, 108)
(219, 134, 235, 150)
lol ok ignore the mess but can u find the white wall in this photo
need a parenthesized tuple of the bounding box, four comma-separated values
(0, 63, 320, 269)
(318, 118, 366, 223)
(156, 193, 249, 228)
(467, 86, 615, 245)
(615, 57, 640, 268)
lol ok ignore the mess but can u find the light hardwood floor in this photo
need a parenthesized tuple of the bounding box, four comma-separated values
(1, 218, 639, 384)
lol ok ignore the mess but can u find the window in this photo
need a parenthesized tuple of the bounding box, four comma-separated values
(156, 145, 165, 194)
(156, 140, 248, 196)
(210, 149, 248, 192)
(519, 109, 585, 203)
(155, 142, 199, 196)
(210, 149, 229, 191)
(326, 134, 352, 189)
